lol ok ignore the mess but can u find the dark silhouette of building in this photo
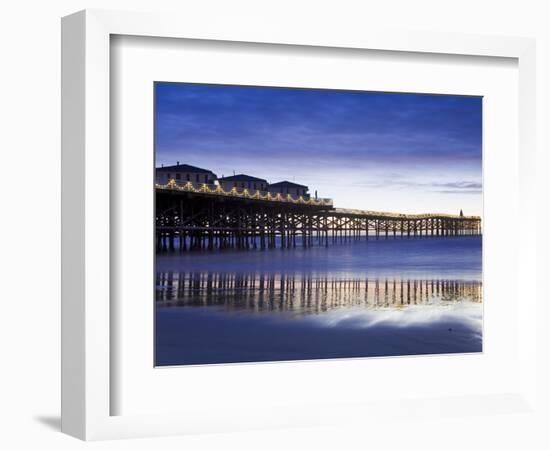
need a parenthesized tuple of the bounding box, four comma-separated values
(269, 181, 309, 199)
(156, 162, 217, 185)
(218, 174, 268, 192)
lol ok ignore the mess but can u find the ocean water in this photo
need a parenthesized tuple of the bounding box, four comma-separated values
(155, 236, 482, 366)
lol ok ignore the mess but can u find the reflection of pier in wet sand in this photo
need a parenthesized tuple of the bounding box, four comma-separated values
(156, 272, 482, 314)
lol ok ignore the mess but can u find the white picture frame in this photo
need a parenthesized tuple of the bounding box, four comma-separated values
(61, 9, 537, 441)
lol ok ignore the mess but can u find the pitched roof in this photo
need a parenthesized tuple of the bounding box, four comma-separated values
(218, 174, 268, 183)
(269, 180, 309, 189)
(156, 163, 215, 174)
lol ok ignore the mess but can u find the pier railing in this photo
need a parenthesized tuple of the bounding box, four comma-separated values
(333, 208, 481, 221)
(155, 180, 334, 207)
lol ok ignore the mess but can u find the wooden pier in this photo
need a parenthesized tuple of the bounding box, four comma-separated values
(155, 183, 482, 252)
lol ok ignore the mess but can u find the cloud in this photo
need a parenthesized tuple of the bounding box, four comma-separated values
(155, 83, 483, 212)
(433, 181, 482, 189)
(434, 189, 482, 195)
(431, 181, 482, 195)
(353, 179, 482, 194)
(155, 83, 483, 172)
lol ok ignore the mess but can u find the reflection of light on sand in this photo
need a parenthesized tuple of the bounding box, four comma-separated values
(306, 303, 482, 337)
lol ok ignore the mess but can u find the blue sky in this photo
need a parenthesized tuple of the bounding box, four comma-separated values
(155, 83, 482, 215)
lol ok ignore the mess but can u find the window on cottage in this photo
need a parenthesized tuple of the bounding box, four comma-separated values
(176, 174, 181, 180)
(186, 174, 190, 181)
(196, 174, 200, 182)
(166, 173, 171, 179)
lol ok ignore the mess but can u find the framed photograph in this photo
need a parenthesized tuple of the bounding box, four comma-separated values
(62, 9, 537, 440)
(153, 82, 484, 367)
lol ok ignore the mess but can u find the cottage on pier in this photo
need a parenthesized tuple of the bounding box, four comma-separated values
(218, 174, 268, 192)
(268, 181, 310, 199)
(155, 162, 217, 186)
